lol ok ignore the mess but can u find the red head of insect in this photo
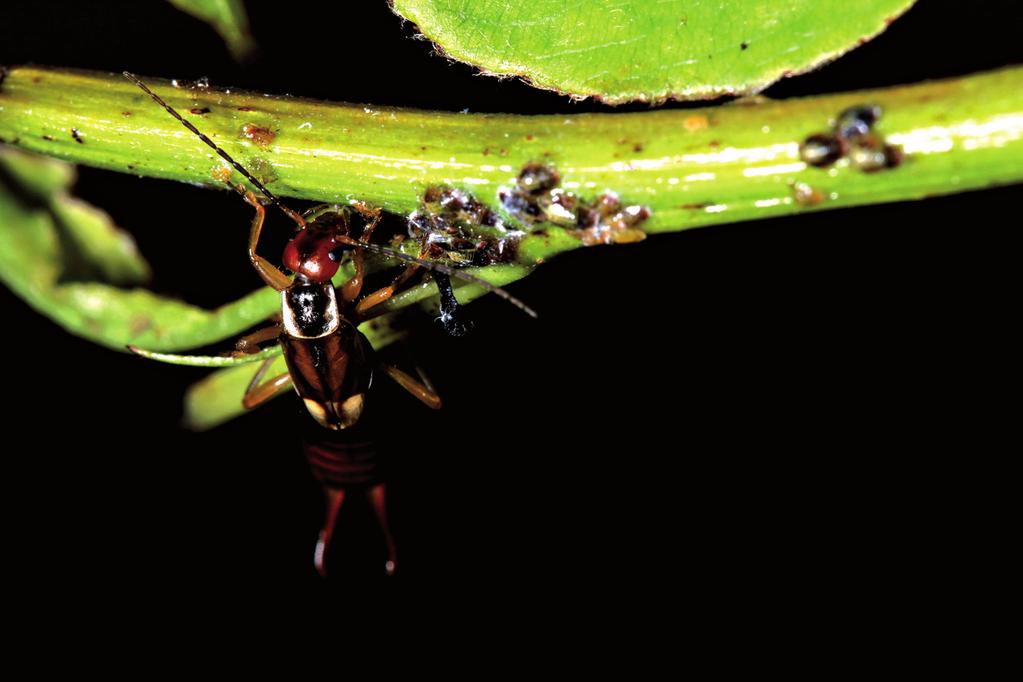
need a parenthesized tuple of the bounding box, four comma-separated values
(282, 211, 352, 282)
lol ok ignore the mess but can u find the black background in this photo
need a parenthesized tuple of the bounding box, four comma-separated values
(1, 1, 1018, 599)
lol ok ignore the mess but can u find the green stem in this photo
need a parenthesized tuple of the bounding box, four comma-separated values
(2, 66, 1021, 269)
(3, 65, 1022, 430)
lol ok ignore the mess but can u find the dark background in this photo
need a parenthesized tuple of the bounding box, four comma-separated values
(1, 1, 1018, 599)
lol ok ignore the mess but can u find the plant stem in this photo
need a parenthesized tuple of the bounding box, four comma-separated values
(3, 65, 1021, 429)
(1, 66, 1021, 268)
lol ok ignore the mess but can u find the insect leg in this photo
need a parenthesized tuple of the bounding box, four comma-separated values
(239, 188, 292, 291)
(339, 247, 367, 305)
(381, 364, 442, 410)
(340, 203, 388, 306)
(242, 356, 293, 409)
(367, 483, 397, 576)
(352, 265, 421, 318)
(232, 324, 281, 355)
(350, 201, 382, 238)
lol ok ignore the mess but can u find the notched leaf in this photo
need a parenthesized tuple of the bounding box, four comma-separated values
(0, 147, 151, 285)
(391, 0, 916, 103)
(0, 146, 278, 351)
(167, 0, 256, 62)
(51, 197, 151, 285)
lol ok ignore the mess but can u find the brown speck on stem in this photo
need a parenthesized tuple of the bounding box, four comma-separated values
(42, 134, 55, 141)
(121, 111, 132, 117)
(189, 107, 211, 115)
(237, 106, 256, 112)
(741, 42, 749, 50)
(791, 181, 824, 207)
(684, 115, 709, 132)
(211, 165, 233, 183)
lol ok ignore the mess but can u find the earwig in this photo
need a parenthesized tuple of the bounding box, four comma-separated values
(126, 72, 534, 577)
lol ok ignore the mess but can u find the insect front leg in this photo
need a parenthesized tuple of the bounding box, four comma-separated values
(238, 188, 292, 292)
(352, 264, 421, 318)
(231, 323, 282, 356)
(339, 203, 384, 306)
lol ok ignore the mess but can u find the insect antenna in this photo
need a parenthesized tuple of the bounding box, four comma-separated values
(122, 72, 304, 225)
(336, 236, 538, 319)
(127, 72, 536, 319)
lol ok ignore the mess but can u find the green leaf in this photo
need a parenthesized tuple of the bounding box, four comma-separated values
(128, 344, 281, 367)
(0, 143, 75, 195)
(167, 0, 256, 62)
(184, 355, 290, 430)
(0, 146, 279, 351)
(0, 148, 150, 285)
(392, 0, 916, 103)
(50, 197, 151, 285)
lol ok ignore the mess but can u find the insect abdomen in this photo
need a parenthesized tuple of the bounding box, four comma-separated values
(304, 434, 379, 486)
(280, 324, 375, 430)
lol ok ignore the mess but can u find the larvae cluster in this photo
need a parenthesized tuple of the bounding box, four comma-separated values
(799, 104, 903, 173)
(499, 163, 650, 246)
(407, 186, 518, 266)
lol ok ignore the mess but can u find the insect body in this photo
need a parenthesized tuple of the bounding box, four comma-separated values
(124, 73, 534, 575)
(238, 194, 441, 430)
(237, 197, 438, 576)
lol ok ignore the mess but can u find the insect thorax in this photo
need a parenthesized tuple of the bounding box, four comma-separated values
(282, 282, 341, 339)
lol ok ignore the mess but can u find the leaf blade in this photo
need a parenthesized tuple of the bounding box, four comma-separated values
(392, 0, 916, 103)
(167, 0, 256, 61)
